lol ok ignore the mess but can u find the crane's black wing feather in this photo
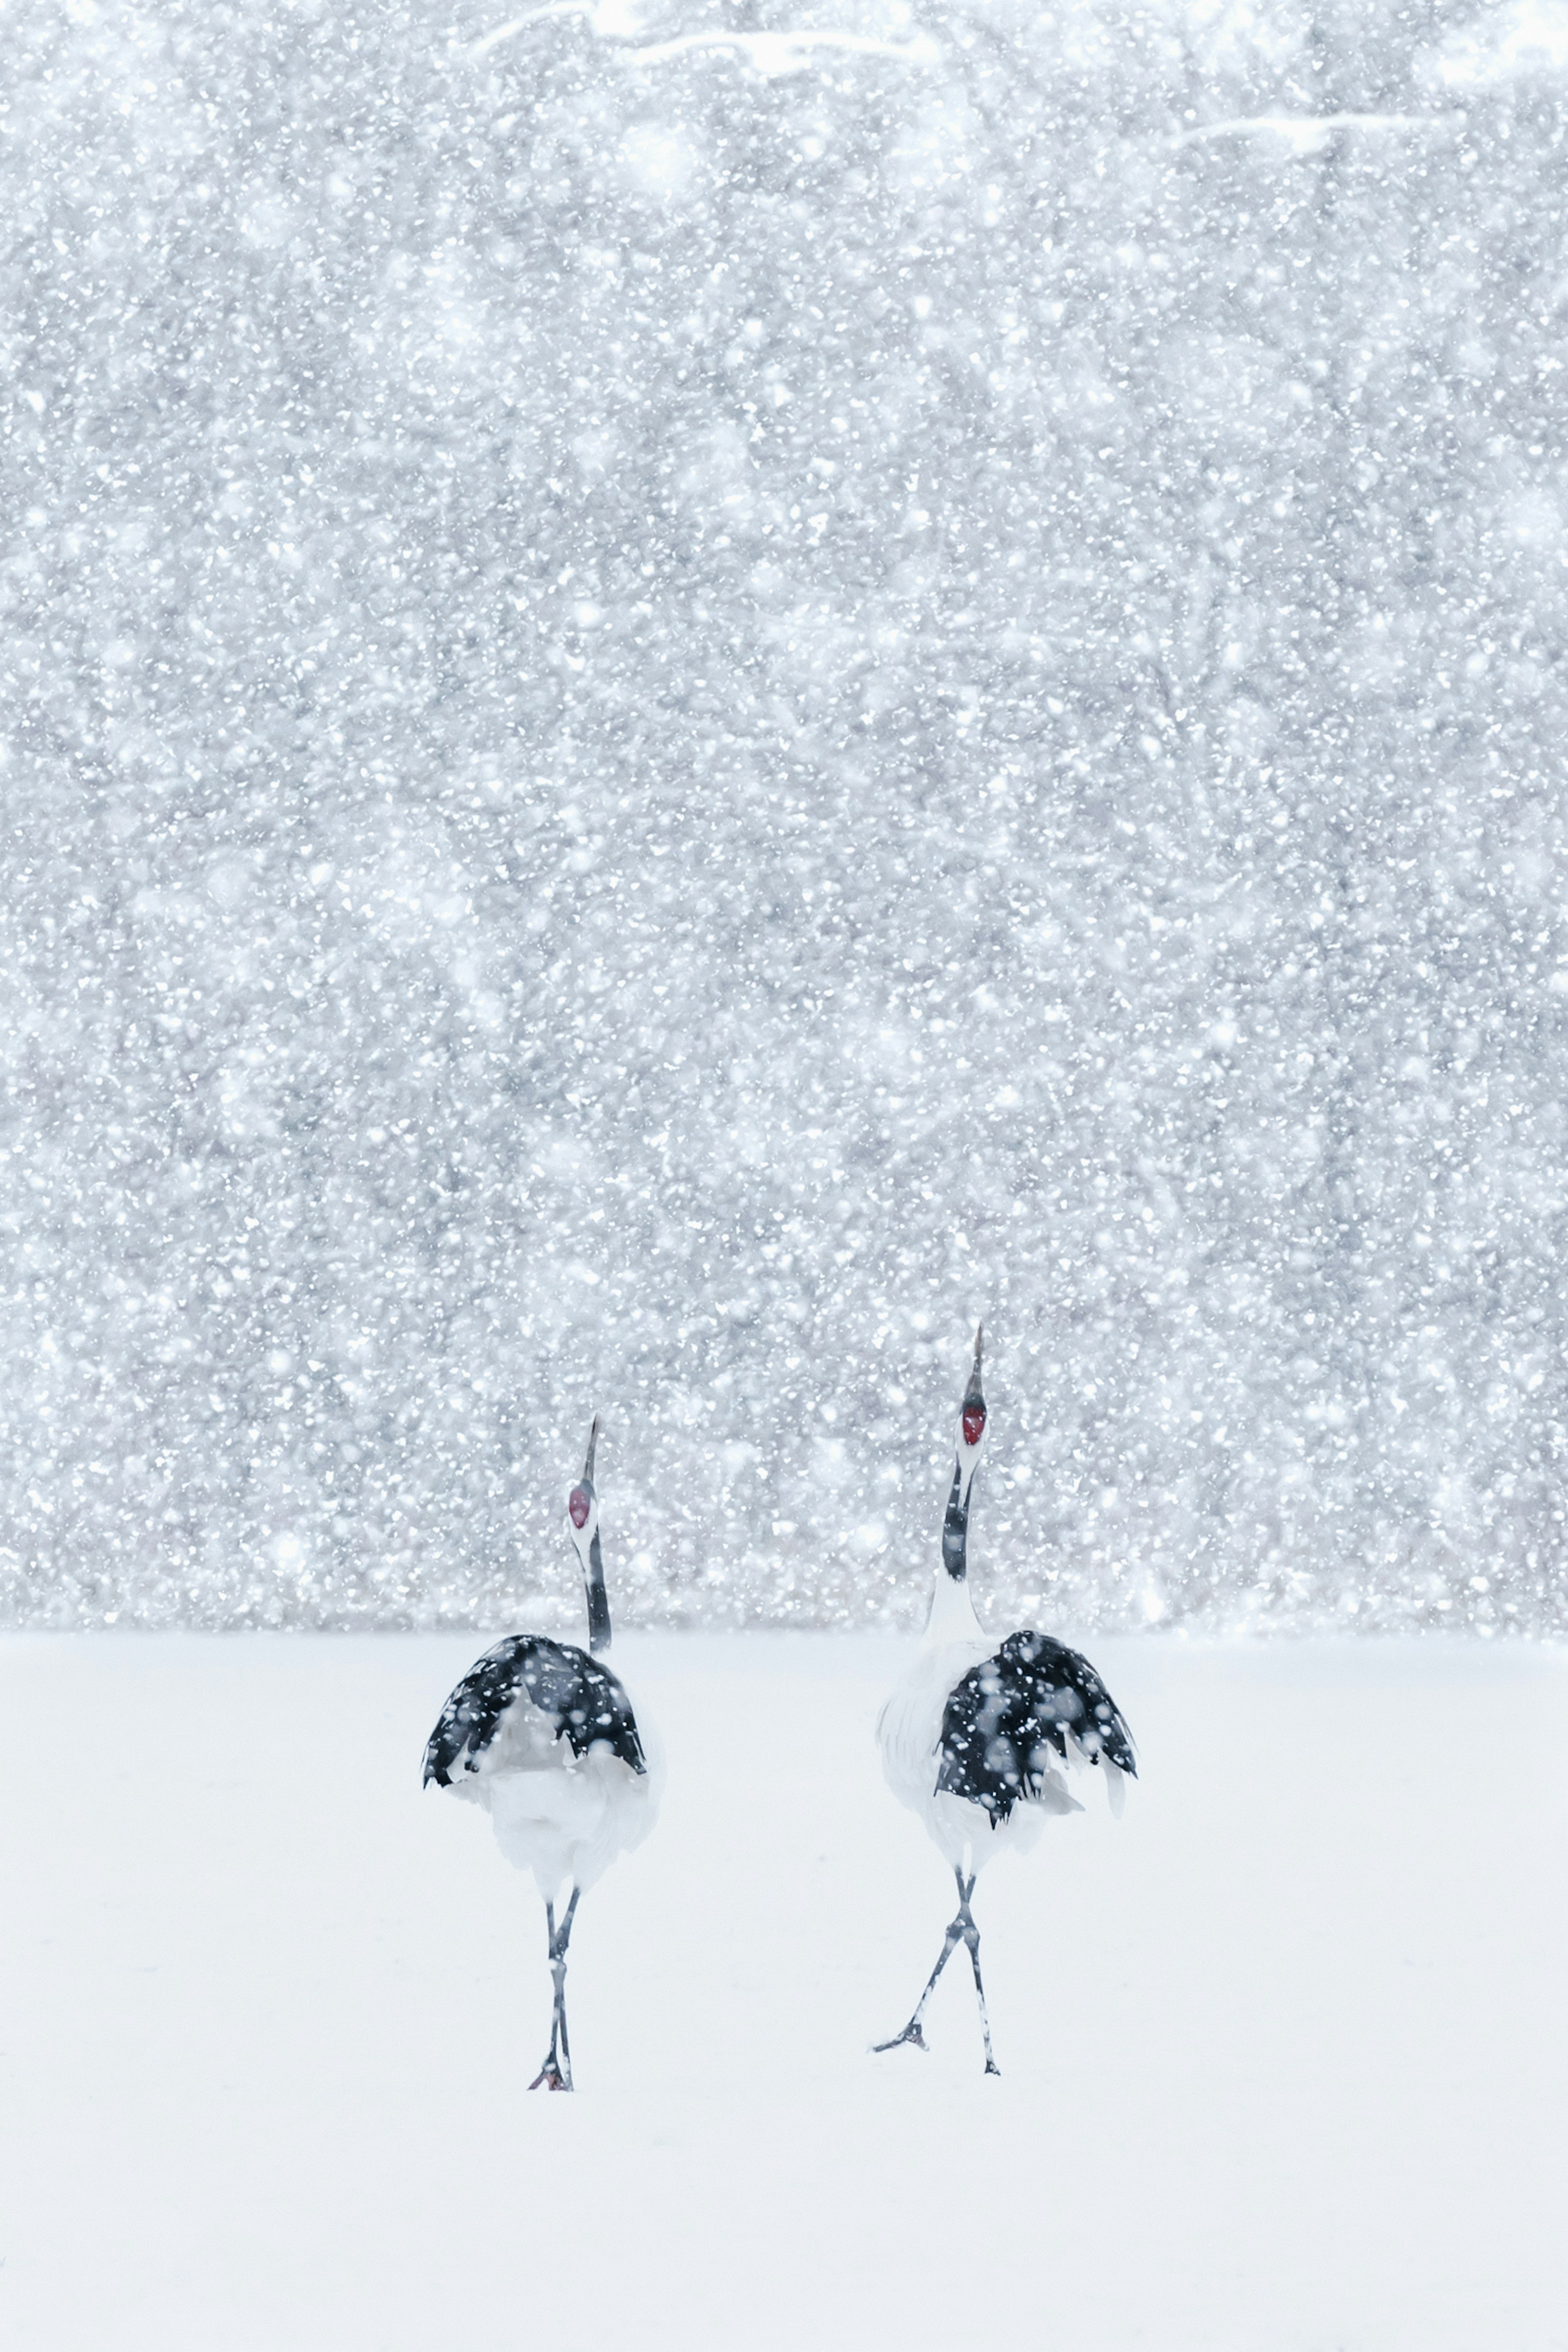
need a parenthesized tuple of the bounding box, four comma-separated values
(935, 1631, 1136, 1824)
(422, 1635, 646, 1786)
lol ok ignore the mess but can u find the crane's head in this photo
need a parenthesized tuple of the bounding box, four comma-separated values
(956, 1323, 987, 1499)
(565, 1413, 611, 1651)
(565, 1412, 601, 1561)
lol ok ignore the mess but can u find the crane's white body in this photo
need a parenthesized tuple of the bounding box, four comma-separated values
(448, 1683, 664, 1900)
(878, 1572, 1081, 1877)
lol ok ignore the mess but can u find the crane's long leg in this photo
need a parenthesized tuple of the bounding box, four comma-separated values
(873, 1869, 981, 2056)
(961, 1898, 1000, 2078)
(529, 1886, 582, 2092)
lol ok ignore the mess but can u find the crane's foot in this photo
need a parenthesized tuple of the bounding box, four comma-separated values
(871, 2022, 929, 2054)
(528, 2059, 572, 2092)
(984, 2058, 1002, 2079)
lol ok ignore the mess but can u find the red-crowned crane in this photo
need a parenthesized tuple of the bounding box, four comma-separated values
(875, 1328, 1136, 2074)
(422, 1416, 661, 2091)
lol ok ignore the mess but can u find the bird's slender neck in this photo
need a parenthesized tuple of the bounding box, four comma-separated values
(925, 1456, 983, 1645)
(584, 1530, 611, 1655)
(942, 1457, 973, 1582)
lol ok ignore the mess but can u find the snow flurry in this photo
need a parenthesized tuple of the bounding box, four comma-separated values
(2, 0, 1564, 1633)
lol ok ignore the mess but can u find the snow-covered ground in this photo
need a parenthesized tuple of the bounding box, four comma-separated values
(3, 1632, 1564, 2349)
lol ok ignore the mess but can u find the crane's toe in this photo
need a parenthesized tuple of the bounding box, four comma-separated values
(871, 2022, 929, 2055)
(528, 2061, 572, 2092)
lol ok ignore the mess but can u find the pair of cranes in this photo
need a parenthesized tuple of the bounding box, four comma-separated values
(423, 1329, 1136, 2089)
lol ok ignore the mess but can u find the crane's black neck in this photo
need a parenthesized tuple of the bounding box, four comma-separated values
(584, 1530, 612, 1654)
(941, 1459, 972, 1583)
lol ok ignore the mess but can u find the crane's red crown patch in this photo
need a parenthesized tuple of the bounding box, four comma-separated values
(961, 1407, 986, 1448)
(568, 1486, 591, 1529)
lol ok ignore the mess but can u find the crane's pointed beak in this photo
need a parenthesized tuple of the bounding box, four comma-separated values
(963, 1324, 984, 1414)
(580, 1412, 599, 1486)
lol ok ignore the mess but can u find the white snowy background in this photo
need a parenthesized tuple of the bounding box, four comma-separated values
(4, 0, 1568, 1633)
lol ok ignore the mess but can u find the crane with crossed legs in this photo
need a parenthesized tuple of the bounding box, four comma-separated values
(874, 1330, 1136, 2074)
(422, 1417, 661, 2091)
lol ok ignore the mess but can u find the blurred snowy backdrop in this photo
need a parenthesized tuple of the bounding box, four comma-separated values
(3, 0, 1567, 1633)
